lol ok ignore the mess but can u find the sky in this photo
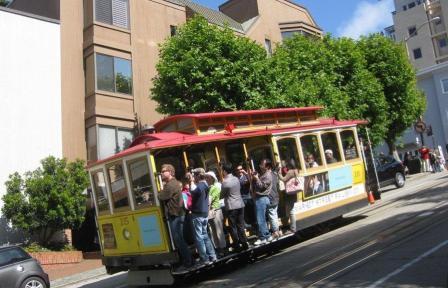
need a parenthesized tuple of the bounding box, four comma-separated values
(194, 0, 395, 39)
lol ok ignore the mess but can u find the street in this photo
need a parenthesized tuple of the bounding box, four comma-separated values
(67, 172, 448, 288)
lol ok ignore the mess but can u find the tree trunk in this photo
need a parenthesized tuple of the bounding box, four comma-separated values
(386, 140, 400, 161)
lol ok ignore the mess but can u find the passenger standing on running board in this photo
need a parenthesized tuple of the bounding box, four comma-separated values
(252, 159, 274, 246)
(189, 168, 217, 265)
(221, 163, 249, 251)
(158, 164, 193, 270)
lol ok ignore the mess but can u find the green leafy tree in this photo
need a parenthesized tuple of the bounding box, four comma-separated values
(0, 0, 9, 7)
(151, 16, 268, 114)
(2, 156, 89, 246)
(256, 34, 388, 145)
(358, 34, 425, 153)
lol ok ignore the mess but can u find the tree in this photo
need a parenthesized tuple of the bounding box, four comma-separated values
(1, 156, 89, 246)
(0, 0, 9, 7)
(255, 34, 389, 145)
(358, 34, 425, 153)
(151, 16, 269, 114)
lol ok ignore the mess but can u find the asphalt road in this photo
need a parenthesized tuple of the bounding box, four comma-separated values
(68, 171, 448, 288)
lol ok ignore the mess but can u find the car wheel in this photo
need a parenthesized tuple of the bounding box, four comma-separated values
(20, 277, 47, 288)
(394, 172, 405, 188)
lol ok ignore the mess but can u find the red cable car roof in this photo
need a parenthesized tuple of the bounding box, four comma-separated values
(153, 106, 323, 131)
(88, 117, 366, 168)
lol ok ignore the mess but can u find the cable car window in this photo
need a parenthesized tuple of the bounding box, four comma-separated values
(225, 142, 245, 168)
(300, 134, 322, 168)
(127, 156, 155, 209)
(341, 130, 359, 160)
(154, 148, 185, 181)
(250, 146, 273, 172)
(277, 138, 301, 171)
(321, 132, 342, 164)
(92, 170, 110, 215)
(107, 161, 130, 211)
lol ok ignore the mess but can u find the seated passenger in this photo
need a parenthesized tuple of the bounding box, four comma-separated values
(325, 149, 337, 164)
(305, 154, 318, 168)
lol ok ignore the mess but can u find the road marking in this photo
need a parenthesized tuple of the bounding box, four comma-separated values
(417, 211, 434, 217)
(366, 239, 448, 288)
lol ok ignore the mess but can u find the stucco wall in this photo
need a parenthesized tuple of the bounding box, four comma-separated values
(0, 9, 61, 239)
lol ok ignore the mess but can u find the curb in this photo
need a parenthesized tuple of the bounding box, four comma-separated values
(50, 267, 107, 288)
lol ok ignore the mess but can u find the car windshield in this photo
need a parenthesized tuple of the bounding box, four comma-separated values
(0, 248, 30, 267)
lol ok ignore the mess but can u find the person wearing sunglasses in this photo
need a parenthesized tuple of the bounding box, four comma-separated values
(158, 164, 193, 271)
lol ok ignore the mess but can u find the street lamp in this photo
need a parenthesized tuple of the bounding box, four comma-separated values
(403, 16, 440, 58)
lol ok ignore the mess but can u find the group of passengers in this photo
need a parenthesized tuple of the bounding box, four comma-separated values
(157, 157, 310, 270)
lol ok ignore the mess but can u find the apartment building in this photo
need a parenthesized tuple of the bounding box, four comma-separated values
(393, 0, 448, 70)
(8, 0, 321, 165)
(384, 0, 448, 159)
(0, 6, 61, 244)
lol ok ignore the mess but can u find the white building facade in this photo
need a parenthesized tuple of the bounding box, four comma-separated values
(383, 0, 448, 159)
(0, 7, 61, 243)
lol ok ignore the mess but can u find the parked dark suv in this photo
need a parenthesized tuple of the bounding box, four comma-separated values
(375, 155, 406, 188)
(0, 246, 49, 288)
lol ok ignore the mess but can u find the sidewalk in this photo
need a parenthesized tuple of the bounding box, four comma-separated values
(45, 258, 106, 288)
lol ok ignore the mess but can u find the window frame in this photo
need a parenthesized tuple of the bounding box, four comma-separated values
(94, 0, 130, 30)
(106, 160, 131, 213)
(123, 152, 159, 210)
(340, 128, 361, 162)
(90, 167, 113, 216)
(408, 26, 417, 37)
(299, 132, 325, 173)
(94, 53, 133, 96)
(441, 78, 448, 94)
(320, 130, 344, 166)
(413, 48, 422, 59)
(96, 124, 134, 160)
(275, 136, 303, 173)
(265, 39, 272, 56)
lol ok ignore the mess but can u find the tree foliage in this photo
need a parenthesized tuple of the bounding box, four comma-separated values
(251, 35, 388, 145)
(1, 156, 89, 246)
(151, 16, 268, 114)
(0, 0, 9, 7)
(358, 34, 425, 151)
(151, 18, 423, 148)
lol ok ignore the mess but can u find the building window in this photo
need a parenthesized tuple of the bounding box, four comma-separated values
(408, 26, 417, 37)
(98, 125, 133, 160)
(95, 0, 129, 29)
(439, 38, 447, 48)
(96, 53, 132, 95)
(408, 2, 416, 9)
(442, 79, 448, 93)
(413, 48, 422, 59)
(265, 39, 272, 56)
(403, 5, 407, 11)
(170, 25, 177, 36)
(416, 0, 421, 4)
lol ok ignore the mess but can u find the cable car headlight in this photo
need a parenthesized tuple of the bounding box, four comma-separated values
(123, 228, 131, 240)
